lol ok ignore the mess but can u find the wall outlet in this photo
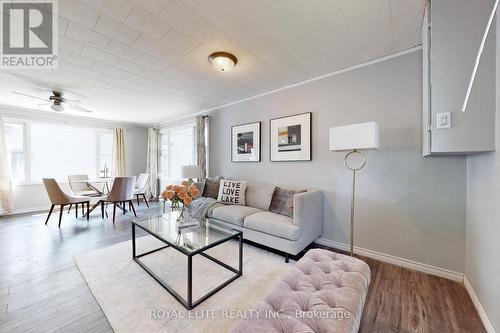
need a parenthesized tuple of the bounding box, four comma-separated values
(436, 112, 451, 129)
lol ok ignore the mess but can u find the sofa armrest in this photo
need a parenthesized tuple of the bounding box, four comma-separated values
(293, 190, 323, 236)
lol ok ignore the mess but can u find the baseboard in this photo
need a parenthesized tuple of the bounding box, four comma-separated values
(314, 238, 464, 282)
(3, 200, 157, 217)
(3, 206, 48, 216)
(464, 275, 497, 333)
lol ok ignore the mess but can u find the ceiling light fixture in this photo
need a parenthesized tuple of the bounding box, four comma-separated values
(51, 104, 64, 112)
(208, 52, 237, 72)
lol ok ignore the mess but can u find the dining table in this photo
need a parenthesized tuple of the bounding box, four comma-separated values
(72, 178, 127, 217)
(71, 178, 112, 196)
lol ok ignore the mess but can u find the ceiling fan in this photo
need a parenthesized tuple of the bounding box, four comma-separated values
(11, 90, 93, 113)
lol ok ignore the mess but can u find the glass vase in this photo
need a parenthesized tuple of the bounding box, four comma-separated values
(176, 205, 187, 223)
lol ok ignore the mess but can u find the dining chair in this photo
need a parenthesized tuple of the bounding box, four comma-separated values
(98, 177, 137, 223)
(42, 178, 90, 228)
(68, 175, 101, 196)
(134, 173, 149, 208)
(68, 174, 101, 214)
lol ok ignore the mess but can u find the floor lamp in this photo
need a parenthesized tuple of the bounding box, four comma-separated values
(329, 122, 379, 256)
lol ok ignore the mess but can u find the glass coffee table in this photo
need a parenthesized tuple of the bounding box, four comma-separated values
(131, 213, 243, 310)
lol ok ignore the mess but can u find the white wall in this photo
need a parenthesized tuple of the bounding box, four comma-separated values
(209, 50, 467, 273)
(463, 17, 500, 332)
(2, 107, 149, 214)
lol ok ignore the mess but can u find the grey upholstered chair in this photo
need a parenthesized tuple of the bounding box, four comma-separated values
(134, 173, 149, 207)
(98, 177, 137, 223)
(42, 178, 90, 227)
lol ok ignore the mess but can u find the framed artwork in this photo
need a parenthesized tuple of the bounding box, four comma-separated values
(231, 121, 261, 162)
(270, 112, 311, 162)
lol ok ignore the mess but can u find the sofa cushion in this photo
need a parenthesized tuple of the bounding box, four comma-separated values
(243, 211, 301, 241)
(206, 202, 224, 218)
(203, 177, 222, 199)
(269, 187, 306, 218)
(245, 182, 276, 210)
(217, 180, 247, 205)
(211, 205, 263, 226)
(192, 181, 205, 195)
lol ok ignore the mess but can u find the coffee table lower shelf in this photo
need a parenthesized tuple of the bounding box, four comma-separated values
(132, 223, 243, 310)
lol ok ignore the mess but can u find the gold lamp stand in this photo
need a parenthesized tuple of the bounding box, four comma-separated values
(344, 149, 366, 257)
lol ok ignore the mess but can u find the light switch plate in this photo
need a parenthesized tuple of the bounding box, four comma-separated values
(436, 112, 451, 129)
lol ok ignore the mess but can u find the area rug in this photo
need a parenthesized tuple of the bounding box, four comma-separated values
(74, 235, 292, 332)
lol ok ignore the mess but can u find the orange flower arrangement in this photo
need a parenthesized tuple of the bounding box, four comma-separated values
(161, 181, 200, 209)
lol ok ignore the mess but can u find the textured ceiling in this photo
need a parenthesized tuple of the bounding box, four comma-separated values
(0, 0, 425, 125)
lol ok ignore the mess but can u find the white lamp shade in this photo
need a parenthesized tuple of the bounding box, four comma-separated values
(181, 165, 203, 179)
(329, 121, 380, 151)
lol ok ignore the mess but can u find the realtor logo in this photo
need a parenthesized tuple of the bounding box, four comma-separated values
(1, 0, 58, 68)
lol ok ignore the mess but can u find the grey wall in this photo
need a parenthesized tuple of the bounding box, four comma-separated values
(464, 17, 500, 332)
(429, 0, 496, 154)
(209, 51, 467, 273)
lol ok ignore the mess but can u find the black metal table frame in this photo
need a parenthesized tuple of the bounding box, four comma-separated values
(131, 222, 243, 310)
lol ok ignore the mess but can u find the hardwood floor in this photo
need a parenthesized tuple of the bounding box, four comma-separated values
(0, 202, 157, 333)
(0, 204, 485, 333)
(358, 256, 485, 332)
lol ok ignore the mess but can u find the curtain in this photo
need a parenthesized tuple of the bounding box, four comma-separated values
(0, 114, 14, 215)
(146, 128, 158, 200)
(196, 115, 209, 179)
(205, 116, 210, 177)
(112, 128, 127, 177)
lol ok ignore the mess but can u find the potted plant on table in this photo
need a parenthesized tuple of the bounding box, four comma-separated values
(161, 181, 200, 222)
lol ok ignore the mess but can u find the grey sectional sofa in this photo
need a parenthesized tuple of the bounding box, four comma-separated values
(206, 181, 323, 261)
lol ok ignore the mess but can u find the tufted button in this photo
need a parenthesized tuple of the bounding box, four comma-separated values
(319, 265, 331, 274)
(300, 302, 309, 312)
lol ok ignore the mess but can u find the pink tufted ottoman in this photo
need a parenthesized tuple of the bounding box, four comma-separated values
(230, 249, 371, 333)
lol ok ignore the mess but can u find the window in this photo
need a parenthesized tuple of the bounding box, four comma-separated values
(30, 122, 97, 182)
(159, 124, 195, 182)
(4, 123, 25, 182)
(3, 119, 113, 184)
(169, 126, 195, 179)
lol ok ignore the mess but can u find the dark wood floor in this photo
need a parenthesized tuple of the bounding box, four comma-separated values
(0, 201, 157, 333)
(0, 203, 484, 333)
(358, 256, 485, 333)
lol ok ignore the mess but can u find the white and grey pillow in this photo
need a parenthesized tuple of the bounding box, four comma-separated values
(217, 180, 247, 205)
